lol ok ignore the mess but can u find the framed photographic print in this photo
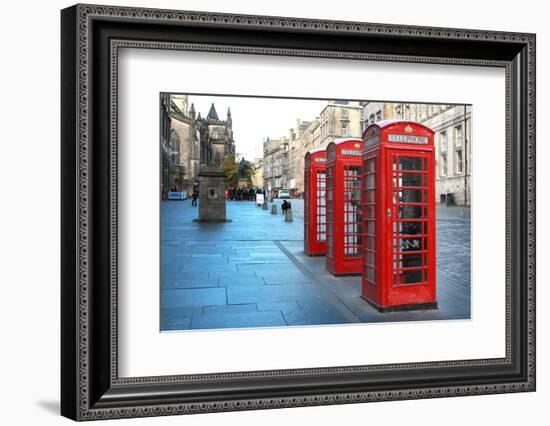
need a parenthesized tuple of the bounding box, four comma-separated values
(61, 4, 536, 421)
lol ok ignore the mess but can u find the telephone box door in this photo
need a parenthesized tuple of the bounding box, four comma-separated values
(385, 150, 436, 306)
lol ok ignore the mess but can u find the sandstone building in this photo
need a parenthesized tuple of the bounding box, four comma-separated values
(160, 94, 235, 197)
(263, 136, 289, 194)
(262, 101, 363, 196)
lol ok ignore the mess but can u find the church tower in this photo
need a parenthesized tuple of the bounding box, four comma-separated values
(227, 107, 232, 126)
(207, 103, 219, 121)
(195, 102, 236, 166)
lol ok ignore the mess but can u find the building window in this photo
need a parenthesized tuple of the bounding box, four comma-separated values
(455, 125, 463, 149)
(455, 125, 463, 174)
(341, 122, 349, 136)
(440, 131, 447, 177)
(456, 150, 463, 175)
(440, 131, 448, 151)
(376, 110, 382, 122)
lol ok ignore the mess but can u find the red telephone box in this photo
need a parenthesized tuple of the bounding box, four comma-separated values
(361, 120, 437, 311)
(304, 149, 327, 256)
(326, 138, 364, 275)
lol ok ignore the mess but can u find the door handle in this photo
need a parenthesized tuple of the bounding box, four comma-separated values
(387, 208, 391, 217)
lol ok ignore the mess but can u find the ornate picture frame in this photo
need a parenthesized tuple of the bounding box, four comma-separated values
(61, 4, 535, 421)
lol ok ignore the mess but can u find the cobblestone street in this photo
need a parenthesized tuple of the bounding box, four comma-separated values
(161, 199, 470, 331)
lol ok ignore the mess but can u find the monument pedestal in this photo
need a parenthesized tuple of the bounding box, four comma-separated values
(197, 166, 228, 223)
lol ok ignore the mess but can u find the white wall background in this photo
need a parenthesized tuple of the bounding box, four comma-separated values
(0, 0, 546, 424)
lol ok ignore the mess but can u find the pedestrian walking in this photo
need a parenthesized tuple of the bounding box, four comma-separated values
(191, 185, 198, 207)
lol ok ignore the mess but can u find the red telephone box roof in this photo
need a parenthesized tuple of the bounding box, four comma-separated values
(363, 120, 434, 148)
(326, 138, 364, 160)
(306, 148, 326, 155)
(326, 138, 364, 152)
(363, 119, 434, 135)
(333, 137, 363, 145)
(305, 148, 326, 164)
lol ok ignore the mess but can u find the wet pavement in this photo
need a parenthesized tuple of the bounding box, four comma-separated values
(161, 198, 471, 331)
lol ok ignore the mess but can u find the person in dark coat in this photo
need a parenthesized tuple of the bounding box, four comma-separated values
(281, 200, 291, 214)
(191, 185, 198, 206)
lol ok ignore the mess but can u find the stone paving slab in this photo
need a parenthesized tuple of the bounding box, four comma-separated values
(248, 250, 287, 256)
(283, 305, 350, 326)
(228, 257, 291, 265)
(162, 277, 218, 289)
(226, 284, 324, 305)
(162, 307, 204, 318)
(263, 279, 314, 286)
(203, 304, 259, 315)
(209, 270, 257, 279)
(162, 288, 226, 308)
(190, 311, 287, 330)
(186, 265, 239, 273)
(255, 270, 314, 281)
(191, 253, 224, 258)
(257, 301, 301, 315)
(162, 262, 196, 272)
(236, 262, 294, 271)
(162, 270, 213, 281)
(219, 276, 266, 286)
(296, 296, 347, 311)
(162, 317, 192, 331)
(320, 280, 361, 297)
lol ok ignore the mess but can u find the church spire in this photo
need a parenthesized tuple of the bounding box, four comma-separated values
(226, 107, 232, 125)
(189, 103, 196, 119)
(207, 103, 219, 121)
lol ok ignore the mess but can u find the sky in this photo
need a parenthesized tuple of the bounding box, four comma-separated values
(187, 95, 329, 160)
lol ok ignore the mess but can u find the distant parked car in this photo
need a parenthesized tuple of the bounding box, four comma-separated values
(278, 189, 291, 199)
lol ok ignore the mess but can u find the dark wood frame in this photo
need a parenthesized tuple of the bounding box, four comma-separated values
(61, 4, 536, 421)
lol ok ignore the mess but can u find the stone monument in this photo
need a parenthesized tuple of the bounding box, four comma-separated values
(197, 165, 227, 222)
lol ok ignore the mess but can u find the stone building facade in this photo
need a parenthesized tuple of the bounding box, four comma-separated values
(285, 119, 313, 195)
(250, 158, 264, 189)
(262, 101, 362, 196)
(294, 101, 362, 195)
(168, 99, 199, 194)
(262, 136, 289, 194)
(426, 105, 472, 206)
(315, 101, 363, 149)
(362, 102, 472, 206)
(159, 94, 236, 196)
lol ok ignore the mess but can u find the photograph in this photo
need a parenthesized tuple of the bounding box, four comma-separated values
(159, 94, 472, 331)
